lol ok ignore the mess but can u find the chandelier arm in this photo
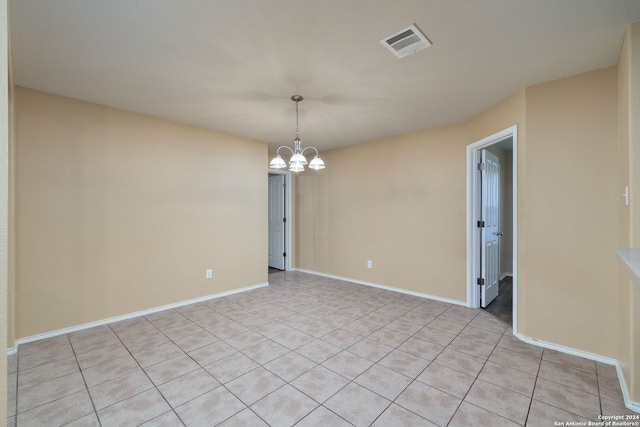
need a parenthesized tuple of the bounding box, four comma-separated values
(300, 146, 319, 156)
(276, 146, 295, 155)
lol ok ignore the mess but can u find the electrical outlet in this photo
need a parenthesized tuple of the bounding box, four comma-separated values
(205, 269, 213, 279)
(367, 260, 372, 269)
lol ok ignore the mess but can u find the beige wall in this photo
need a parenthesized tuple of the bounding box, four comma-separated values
(617, 22, 640, 403)
(296, 68, 620, 359)
(523, 67, 618, 356)
(296, 124, 469, 301)
(14, 87, 268, 339)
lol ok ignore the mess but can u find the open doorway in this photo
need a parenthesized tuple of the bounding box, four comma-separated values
(467, 125, 518, 332)
(268, 169, 292, 272)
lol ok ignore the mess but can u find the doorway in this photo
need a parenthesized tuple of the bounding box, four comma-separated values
(268, 169, 292, 271)
(467, 125, 518, 332)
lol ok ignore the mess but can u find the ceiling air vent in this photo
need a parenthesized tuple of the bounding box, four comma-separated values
(381, 24, 431, 59)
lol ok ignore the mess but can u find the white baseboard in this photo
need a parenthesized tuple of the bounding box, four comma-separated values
(295, 268, 467, 307)
(500, 272, 513, 280)
(514, 331, 640, 413)
(8, 282, 269, 354)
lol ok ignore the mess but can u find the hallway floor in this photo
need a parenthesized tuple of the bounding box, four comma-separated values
(7, 271, 637, 426)
(484, 276, 513, 326)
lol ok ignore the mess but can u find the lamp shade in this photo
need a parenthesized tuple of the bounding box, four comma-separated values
(269, 154, 286, 169)
(309, 155, 325, 170)
(289, 162, 304, 172)
(290, 152, 307, 165)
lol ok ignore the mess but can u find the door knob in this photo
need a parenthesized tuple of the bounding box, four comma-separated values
(495, 232, 503, 236)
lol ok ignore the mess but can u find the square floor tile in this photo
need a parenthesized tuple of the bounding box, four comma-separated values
(291, 365, 350, 403)
(372, 403, 438, 426)
(204, 352, 260, 384)
(538, 360, 598, 395)
(138, 410, 185, 426)
(89, 369, 154, 410)
(157, 368, 220, 408)
(217, 408, 269, 426)
(18, 340, 75, 372)
(175, 386, 246, 426)
(347, 339, 394, 363)
(378, 349, 431, 378)
(17, 389, 94, 426)
(18, 356, 79, 389)
(224, 330, 268, 351)
(355, 363, 412, 400)
(416, 362, 475, 399)
(447, 336, 495, 359)
(296, 339, 342, 364)
(433, 348, 485, 377)
(497, 333, 543, 359)
(144, 354, 200, 386)
(464, 379, 531, 424)
(188, 341, 237, 366)
(263, 351, 317, 382)
(526, 399, 591, 427)
(325, 382, 391, 427)
(396, 381, 461, 426)
(478, 360, 537, 396)
(226, 367, 286, 405)
(172, 330, 218, 352)
(322, 351, 374, 380)
(542, 348, 596, 374)
(251, 384, 319, 426)
(413, 326, 457, 347)
(131, 341, 184, 368)
(489, 347, 541, 376)
(272, 329, 316, 350)
(367, 328, 410, 347)
(76, 342, 130, 371)
(398, 337, 444, 362)
(296, 406, 353, 427)
(97, 388, 171, 426)
(533, 377, 600, 420)
(449, 401, 521, 427)
(18, 371, 86, 413)
(242, 339, 290, 365)
(321, 328, 362, 349)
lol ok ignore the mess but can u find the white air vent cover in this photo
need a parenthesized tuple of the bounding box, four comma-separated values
(381, 24, 431, 59)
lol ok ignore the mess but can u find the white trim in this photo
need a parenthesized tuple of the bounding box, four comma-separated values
(515, 331, 616, 364)
(467, 125, 518, 335)
(296, 268, 467, 307)
(515, 331, 640, 413)
(269, 168, 293, 271)
(616, 363, 640, 413)
(12, 282, 269, 348)
(6, 347, 16, 356)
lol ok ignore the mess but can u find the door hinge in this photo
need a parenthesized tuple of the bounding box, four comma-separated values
(478, 162, 485, 171)
(477, 278, 485, 286)
(477, 220, 485, 228)
(283, 217, 286, 223)
(283, 252, 286, 257)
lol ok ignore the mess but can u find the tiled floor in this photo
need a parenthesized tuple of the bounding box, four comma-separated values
(7, 271, 638, 426)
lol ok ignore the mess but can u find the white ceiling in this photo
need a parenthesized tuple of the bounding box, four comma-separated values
(10, 1, 640, 153)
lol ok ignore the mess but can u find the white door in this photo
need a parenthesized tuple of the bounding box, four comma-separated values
(481, 150, 501, 307)
(268, 175, 286, 270)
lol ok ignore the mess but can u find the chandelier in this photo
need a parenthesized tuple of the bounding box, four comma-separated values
(269, 95, 325, 172)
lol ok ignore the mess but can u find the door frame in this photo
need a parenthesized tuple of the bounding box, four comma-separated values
(268, 169, 293, 271)
(466, 125, 518, 333)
